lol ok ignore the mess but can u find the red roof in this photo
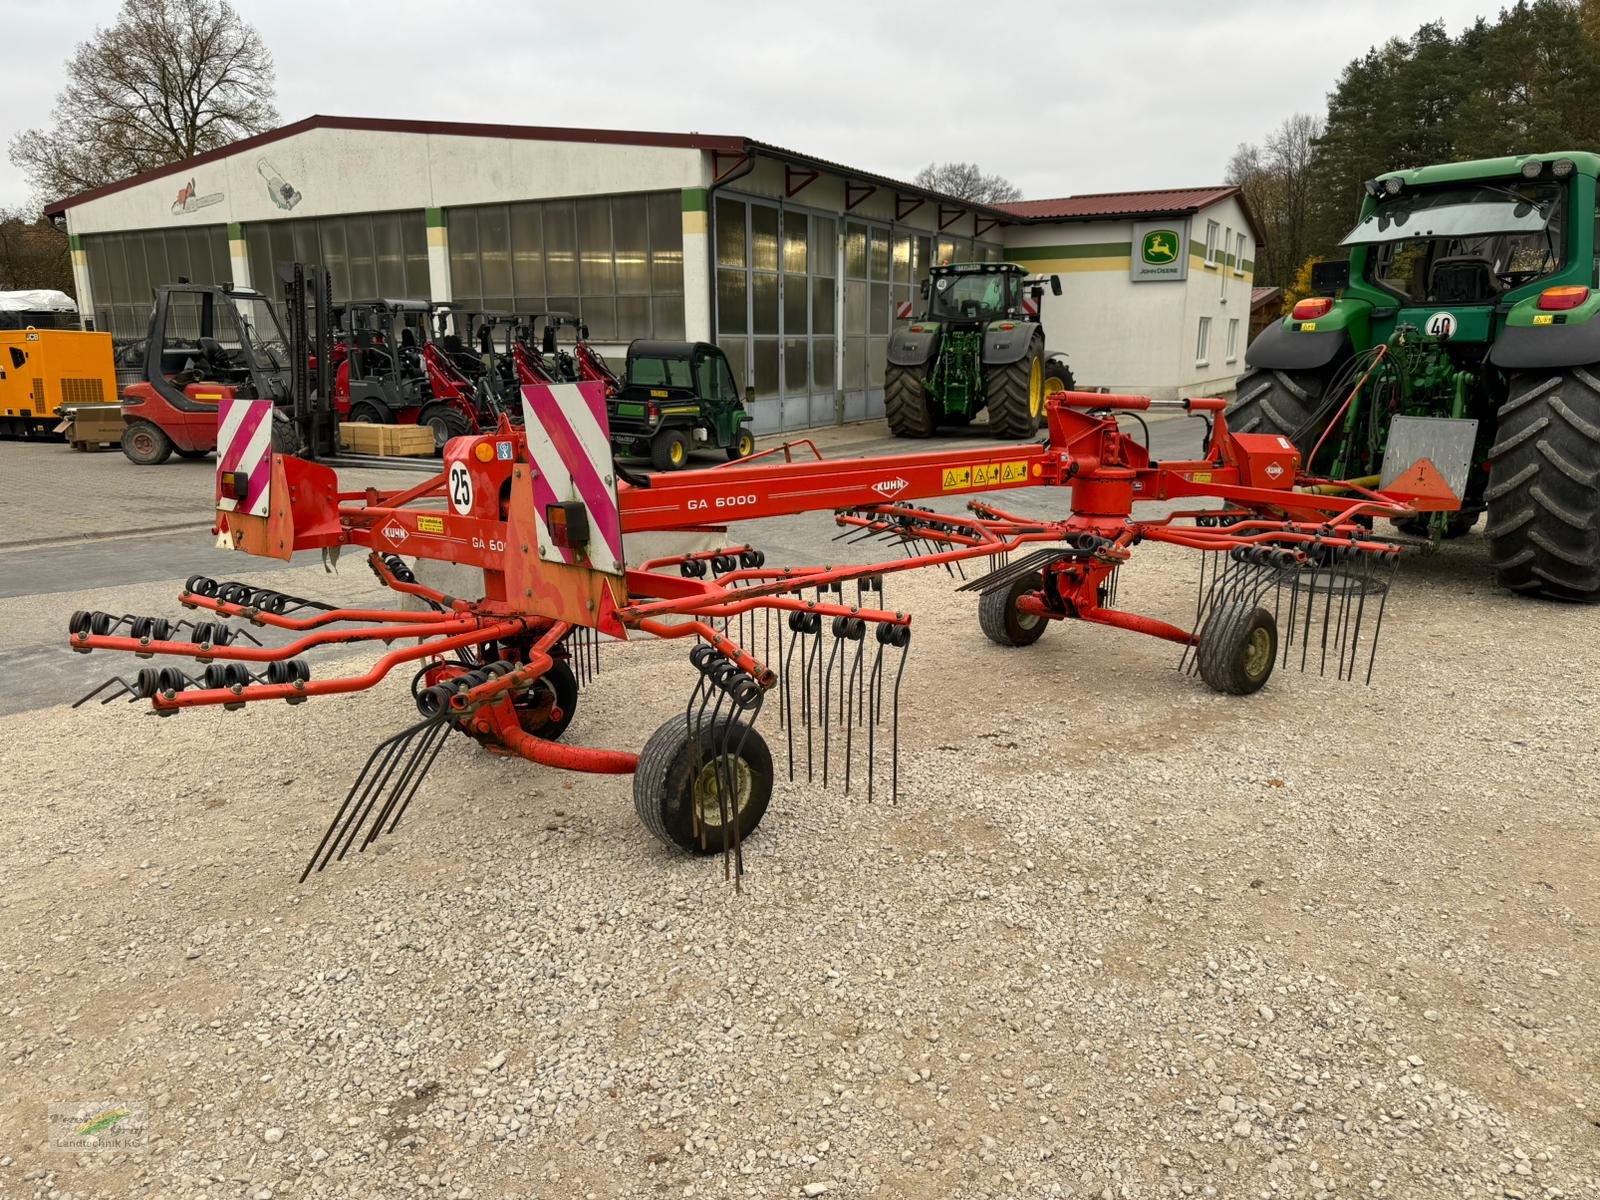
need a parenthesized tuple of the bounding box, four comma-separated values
(997, 186, 1264, 245)
(1251, 286, 1283, 309)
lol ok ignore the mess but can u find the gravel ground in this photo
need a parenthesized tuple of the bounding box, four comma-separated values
(2, 524, 1598, 1199)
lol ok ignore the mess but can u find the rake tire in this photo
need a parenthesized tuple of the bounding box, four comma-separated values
(983, 334, 1044, 440)
(1196, 602, 1277, 695)
(634, 713, 773, 856)
(1485, 367, 1600, 602)
(979, 570, 1049, 648)
(884, 363, 936, 438)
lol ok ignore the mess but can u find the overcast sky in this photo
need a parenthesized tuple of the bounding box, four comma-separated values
(0, 0, 1503, 213)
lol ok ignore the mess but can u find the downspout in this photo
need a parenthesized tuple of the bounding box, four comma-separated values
(706, 147, 758, 353)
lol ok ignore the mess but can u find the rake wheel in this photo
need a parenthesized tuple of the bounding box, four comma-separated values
(1196, 602, 1277, 695)
(514, 660, 578, 740)
(978, 571, 1048, 647)
(634, 713, 773, 855)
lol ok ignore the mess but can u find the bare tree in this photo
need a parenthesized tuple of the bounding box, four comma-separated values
(1226, 112, 1323, 288)
(9, 0, 278, 206)
(913, 162, 1023, 205)
(0, 211, 73, 294)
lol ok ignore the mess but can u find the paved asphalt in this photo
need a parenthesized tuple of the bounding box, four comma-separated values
(0, 414, 1206, 714)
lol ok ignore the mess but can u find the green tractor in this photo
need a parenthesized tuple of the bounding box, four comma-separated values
(606, 340, 755, 471)
(1231, 152, 1600, 601)
(884, 262, 1074, 439)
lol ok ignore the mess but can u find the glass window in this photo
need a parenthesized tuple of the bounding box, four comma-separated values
(617, 296, 651, 340)
(752, 272, 779, 336)
(510, 203, 545, 297)
(811, 216, 836, 275)
(576, 198, 613, 296)
(612, 194, 650, 295)
(869, 282, 889, 335)
(374, 214, 407, 296)
(345, 217, 378, 298)
(543, 201, 578, 295)
(631, 354, 694, 388)
(715, 197, 746, 268)
(869, 229, 889, 280)
(783, 210, 807, 274)
(846, 223, 867, 278)
(844, 280, 867, 335)
(750, 205, 779, 273)
(648, 192, 683, 294)
(783, 337, 808, 395)
(717, 269, 747, 334)
(753, 338, 779, 397)
(1226, 318, 1240, 362)
(891, 233, 911, 284)
(783, 273, 807, 334)
(1196, 316, 1211, 363)
(812, 276, 835, 337)
(1233, 231, 1246, 275)
(813, 338, 834, 391)
(653, 294, 685, 339)
(844, 335, 866, 389)
(1204, 220, 1219, 264)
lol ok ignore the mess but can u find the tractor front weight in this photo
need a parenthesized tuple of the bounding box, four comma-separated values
(69, 381, 1458, 883)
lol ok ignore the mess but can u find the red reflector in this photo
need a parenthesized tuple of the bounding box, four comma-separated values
(219, 470, 249, 500)
(1538, 285, 1590, 311)
(997, 322, 1015, 330)
(1291, 297, 1334, 321)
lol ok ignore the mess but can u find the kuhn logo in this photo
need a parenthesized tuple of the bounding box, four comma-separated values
(872, 477, 909, 499)
(381, 520, 408, 547)
(1265, 461, 1285, 480)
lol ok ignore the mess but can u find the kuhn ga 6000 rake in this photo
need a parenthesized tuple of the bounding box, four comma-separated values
(69, 384, 1461, 881)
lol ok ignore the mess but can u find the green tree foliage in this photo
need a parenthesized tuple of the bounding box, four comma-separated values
(1303, 1, 1600, 256)
(1226, 113, 1323, 288)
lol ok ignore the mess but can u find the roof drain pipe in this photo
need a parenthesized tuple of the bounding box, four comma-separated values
(706, 148, 759, 351)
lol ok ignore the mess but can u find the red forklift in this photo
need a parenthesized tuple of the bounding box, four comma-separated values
(119, 282, 303, 465)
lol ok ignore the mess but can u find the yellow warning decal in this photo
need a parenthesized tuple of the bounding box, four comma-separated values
(1000, 461, 1028, 483)
(1533, 314, 1555, 326)
(416, 514, 445, 534)
(942, 467, 971, 490)
(1191, 472, 1212, 483)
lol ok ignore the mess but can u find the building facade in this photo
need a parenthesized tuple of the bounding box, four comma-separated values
(46, 117, 1260, 429)
(1000, 188, 1262, 399)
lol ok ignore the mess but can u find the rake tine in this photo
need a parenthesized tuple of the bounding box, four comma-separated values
(867, 639, 886, 803)
(338, 717, 447, 862)
(1364, 556, 1398, 685)
(821, 629, 843, 788)
(73, 676, 134, 708)
(368, 718, 455, 842)
(844, 631, 865, 795)
(1300, 556, 1319, 674)
(782, 621, 802, 781)
(890, 632, 910, 804)
(301, 714, 436, 882)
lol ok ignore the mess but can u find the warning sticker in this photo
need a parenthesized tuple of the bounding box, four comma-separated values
(1000, 461, 1028, 483)
(942, 467, 971, 490)
(1191, 472, 1212, 483)
(416, 514, 445, 534)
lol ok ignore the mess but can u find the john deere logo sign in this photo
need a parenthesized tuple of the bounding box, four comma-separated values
(1131, 220, 1189, 282)
(1142, 231, 1179, 265)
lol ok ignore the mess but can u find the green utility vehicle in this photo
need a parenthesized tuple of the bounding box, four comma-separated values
(884, 262, 1073, 439)
(607, 341, 755, 471)
(1230, 152, 1600, 601)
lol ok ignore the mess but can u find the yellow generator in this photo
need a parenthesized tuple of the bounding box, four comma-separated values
(0, 325, 118, 438)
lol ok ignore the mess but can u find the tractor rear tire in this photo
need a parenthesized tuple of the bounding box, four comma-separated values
(1485, 367, 1600, 601)
(651, 428, 690, 471)
(633, 712, 774, 855)
(421, 403, 474, 451)
(884, 363, 936, 438)
(121, 419, 173, 466)
(1196, 602, 1277, 695)
(1043, 357, 1076, 399)
(984, 335, 1044, 439)
(978, 571, 1049, 647)
(1227, 366, 1337, 456)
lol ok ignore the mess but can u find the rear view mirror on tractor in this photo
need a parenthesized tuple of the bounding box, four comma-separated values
(1310, 260, 1351, 294)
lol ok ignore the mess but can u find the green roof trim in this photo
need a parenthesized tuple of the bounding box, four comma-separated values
(681, 187, 709, 213)
(68, 234, 83, 251)
(227, 222, 244, 240)
(425, 207, 445, 228)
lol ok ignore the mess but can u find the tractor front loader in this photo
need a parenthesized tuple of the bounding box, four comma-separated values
(885, 262, 1073, 440)
(1231, 152, 1600, 601)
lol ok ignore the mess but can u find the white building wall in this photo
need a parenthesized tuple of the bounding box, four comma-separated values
(61, 127, 705, 236)
(1004, 199, 1255, 400)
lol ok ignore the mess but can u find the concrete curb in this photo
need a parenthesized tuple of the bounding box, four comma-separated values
(0, 521, 214, 553)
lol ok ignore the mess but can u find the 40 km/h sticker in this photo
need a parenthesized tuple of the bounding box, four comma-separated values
(943, 461, 1028, 491)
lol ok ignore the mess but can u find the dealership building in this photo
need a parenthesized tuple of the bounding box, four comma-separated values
(45, 115, 1262, 429)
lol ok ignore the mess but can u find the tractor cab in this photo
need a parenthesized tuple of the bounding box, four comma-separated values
(607, 340, 754, 470)
(334, 299, 432, 423)
(925, 262, 1032, 324)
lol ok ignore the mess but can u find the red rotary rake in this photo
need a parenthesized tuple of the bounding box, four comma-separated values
(68, 381, 1462, 882)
